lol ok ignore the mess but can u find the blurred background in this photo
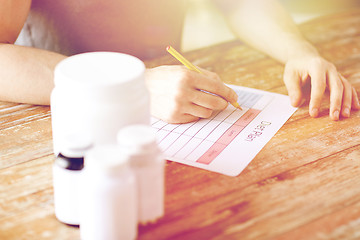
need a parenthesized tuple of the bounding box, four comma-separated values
(182, 0, 360, 51)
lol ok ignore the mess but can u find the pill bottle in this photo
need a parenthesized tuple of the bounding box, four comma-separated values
(117, 124, 164, 224)
(80, 145, 137, 240)
(51, 52, 150, 155)
(53, 134, 92, 226)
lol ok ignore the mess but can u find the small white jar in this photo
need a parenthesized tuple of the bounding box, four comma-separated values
(80, 145, 137, 240)
(117, 125, 165, 225)
(51, 52, 150, 155)
(53, 134, 92, 226)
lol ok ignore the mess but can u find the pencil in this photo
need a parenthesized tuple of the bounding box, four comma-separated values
(166, 46, 242, 110)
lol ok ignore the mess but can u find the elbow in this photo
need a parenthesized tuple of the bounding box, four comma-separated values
(0, 33, 20, 45)
(0, 31, 21, 44)
(0, 23, 25, 44)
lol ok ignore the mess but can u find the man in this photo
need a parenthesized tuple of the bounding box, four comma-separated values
(1, 0, 359, 123)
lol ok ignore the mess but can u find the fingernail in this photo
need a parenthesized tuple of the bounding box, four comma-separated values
(343, 108, 350, 117)
(333, 110, 340, 120)
(310, 108, 318, 117)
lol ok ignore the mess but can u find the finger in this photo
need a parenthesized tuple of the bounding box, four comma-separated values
(309, 69, 326, 117)
(183, 102, 214, 119)
(352, 87, 360, 110)
(190, 89, 228, 110)
(186, 105, 213, 119)
(154, 103, 199, 124)
(339, 74, 352, 118)
(328, 71, 343, 121)
(171, 114, 200, 124)
(191, 71, 238, 105)
(283, 65, 303, 107)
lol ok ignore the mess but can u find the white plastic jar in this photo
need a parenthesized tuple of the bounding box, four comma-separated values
(80, 145, 138, 240)
(117, 124, 165, 225)
(51, 52, 150, 155)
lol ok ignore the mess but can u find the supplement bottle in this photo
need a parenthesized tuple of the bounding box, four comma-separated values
(53, 134, 92, 226)
(80, 145, 138, 240)
(117, 124, 164, 224)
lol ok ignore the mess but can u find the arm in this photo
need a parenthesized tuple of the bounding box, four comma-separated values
(212, 0, 360, 120)
(0, 0, 66, 105)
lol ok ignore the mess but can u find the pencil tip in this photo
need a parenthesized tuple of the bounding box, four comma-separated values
(232, 102, 242, 110)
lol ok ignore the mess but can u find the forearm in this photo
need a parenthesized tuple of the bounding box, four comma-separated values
(0, 44, 66, 105)
(213, 0, 319, 63)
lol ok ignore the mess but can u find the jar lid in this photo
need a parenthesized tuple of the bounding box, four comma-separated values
(54, 52, 146, 102)
(84, 145, 129, 174)
(117, 124, 159, 154)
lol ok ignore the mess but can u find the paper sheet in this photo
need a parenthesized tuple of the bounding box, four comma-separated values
(151, 85, 298, 176)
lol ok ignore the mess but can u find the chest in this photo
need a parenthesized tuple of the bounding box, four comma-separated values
(30, 0, 188, 59)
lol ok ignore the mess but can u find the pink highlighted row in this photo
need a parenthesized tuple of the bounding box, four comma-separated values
(196, 109, 261, 165)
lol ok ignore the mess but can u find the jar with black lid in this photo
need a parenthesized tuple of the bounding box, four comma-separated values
(53, 134, 92, 226)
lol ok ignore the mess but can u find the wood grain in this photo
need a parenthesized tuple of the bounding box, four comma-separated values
(1, 9, 360, 240)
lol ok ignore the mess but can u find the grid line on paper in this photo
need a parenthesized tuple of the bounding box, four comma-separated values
(152, 109, 225, 154)
(196, 108, 261, 165)
(159, 107, 235, 157)
(178, 108, 238, 159)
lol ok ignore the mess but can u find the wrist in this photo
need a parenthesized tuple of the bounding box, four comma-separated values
(285, 39, 319, 62)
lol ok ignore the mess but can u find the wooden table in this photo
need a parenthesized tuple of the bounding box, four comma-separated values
(1, 9, 360, 240)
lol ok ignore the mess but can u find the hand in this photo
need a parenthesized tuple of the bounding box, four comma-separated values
(283, 55, 360, 120)
(145, 65, 238, 123)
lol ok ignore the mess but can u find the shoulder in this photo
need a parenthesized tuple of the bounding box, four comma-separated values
(0, 0, 31, 43)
